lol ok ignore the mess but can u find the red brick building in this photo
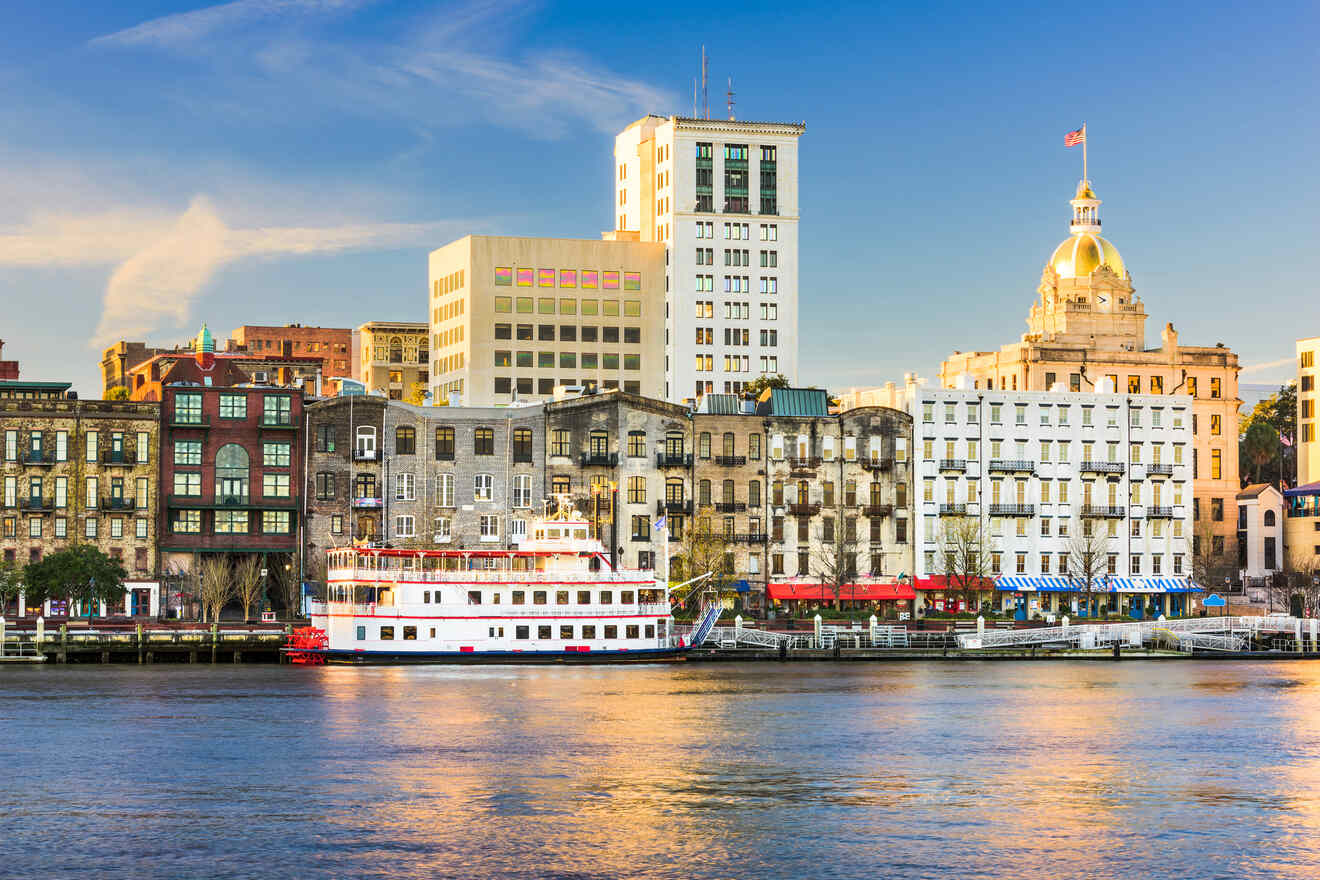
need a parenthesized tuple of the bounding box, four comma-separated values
(125, 326, 327, 401)
(230, 324, 351, 378)
(0, 340, 20, 381)
(156, 335, 304, 595)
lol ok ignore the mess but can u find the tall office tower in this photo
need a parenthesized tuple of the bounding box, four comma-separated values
(611, 115, 804, 403)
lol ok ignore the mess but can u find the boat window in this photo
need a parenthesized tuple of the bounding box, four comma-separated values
(538, 625, 552, 639)
(582, 625, 596, 639)
(626, 625, 640, 639)
(599, 590, 613, 604)
(621, 591, 635, 605)
(516, 626, 529, 640)
(533, 591, 547, 605)
(467, 590, 482, 605)
(604, 625, 618, 639)
(556, 590, 569, 605)
(403, 626, 417, 641)
(575, 529, 587, 539)
(512, 591, 526, 605)
(423, 591, 430, 603)
(380, 626, 395, 640)
(549, 528, 561, 538)
(645, 625, 655, 639)
(535, 530, 544, 540)
(355, 626, 365, 641)
(577, 591, 590, 605)
(492, 593, 501, 604)
(429, 628, 436, 639)
(560, 625, 573, 639)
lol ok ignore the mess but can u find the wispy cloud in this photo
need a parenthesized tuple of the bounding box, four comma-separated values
(1241, 356, 1296, 375)
(90, 0, 372, 49)
(0, 195, 448, 346)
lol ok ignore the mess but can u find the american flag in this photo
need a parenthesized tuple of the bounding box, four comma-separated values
(1065, 127, 1086, 147)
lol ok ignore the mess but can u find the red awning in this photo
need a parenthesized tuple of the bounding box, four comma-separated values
(768, 581, 916, 601)
(915, 575, 997, 591)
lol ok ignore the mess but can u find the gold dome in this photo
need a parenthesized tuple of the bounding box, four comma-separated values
(1049, 233, 1125, 279)
(1074, 180, 1097, 200)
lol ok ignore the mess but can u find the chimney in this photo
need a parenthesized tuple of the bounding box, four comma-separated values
(1162, 322, 1178, 353)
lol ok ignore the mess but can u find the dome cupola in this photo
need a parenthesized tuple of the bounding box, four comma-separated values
(1047, 180, 1126, 279)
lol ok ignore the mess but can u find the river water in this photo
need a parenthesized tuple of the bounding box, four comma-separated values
(3, 660, 1320, 879)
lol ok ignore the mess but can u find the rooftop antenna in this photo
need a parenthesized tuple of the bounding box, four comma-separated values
(701, 45, 709, 119)
(692, 76, 698, 118)
(726, 76, 735, 121)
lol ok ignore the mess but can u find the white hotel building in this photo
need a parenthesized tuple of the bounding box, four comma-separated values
(611, 115, 804, 403)
(912, 382, 1199, 618)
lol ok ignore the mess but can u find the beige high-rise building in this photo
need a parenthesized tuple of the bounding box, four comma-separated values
(356, 321, 429, 401)
(940, 176, 1241, 564)
(427, 235, 665, 407)
(1297, 336, 1319, 486)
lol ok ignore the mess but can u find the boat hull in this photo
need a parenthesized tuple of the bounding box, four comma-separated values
(292, 645, 690, 665)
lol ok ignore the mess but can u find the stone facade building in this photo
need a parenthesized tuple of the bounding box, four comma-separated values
(1, 395, 162, 616)
(303, 395, 387, 570)
(545, 391, 690, 574)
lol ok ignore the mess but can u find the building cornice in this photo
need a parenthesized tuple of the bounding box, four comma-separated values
(670, 117, 806, 137)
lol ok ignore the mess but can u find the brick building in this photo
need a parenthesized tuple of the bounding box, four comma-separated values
(1, 395, 162, 617)
(230, 324, 352, 380)
(0, 340, 20, 381)
(157, 341, 304, 604)
(116, 326, 327, 401)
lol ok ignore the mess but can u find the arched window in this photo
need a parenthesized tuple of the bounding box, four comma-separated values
(395, 426, 416, 455)
(665, 477, 685, 504)
(389, 337, 403, 363)
(355, 426, 376, 460)
(1264, 510, 1276, 527)
(215, 444, 249, 503)
(796, 480, 809, 505)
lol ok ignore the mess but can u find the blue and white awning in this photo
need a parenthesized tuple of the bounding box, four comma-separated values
(995, 576, 1203, 594)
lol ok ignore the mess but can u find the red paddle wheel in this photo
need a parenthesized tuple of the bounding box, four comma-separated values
(284, 626, 329, 665)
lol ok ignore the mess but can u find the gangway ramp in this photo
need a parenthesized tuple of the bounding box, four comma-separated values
(957, 616, 1320, 653)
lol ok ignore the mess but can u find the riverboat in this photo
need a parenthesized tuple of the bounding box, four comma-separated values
(301, 503, 722, 663)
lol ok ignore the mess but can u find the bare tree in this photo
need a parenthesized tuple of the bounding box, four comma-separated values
(813, 519, 859, 608)
(672, 508, 735, 609)
(233, 555, 265, 621)
(279, 553, 310, 617)
(1286, 548, 1320, 617)
(197, 556, 236, 623)
(1193, 519, 1235, 596)
(938, 514, 992, 612)
(1066, 514, 1109, 616)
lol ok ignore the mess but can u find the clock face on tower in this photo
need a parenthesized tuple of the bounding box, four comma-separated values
(1096, 292, 1111, 312)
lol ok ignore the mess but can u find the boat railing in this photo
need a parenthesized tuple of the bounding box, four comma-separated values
(313, 601, 671, 618)
(326, 568, 653, 585)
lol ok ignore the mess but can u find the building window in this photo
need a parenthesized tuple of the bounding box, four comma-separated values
(263, 510, 291, 534)
(214, 511, 248, 534)
(512, 474, 533, 508)
(174, 392, 202, 424)
(435, 427, 455, 460)
(474, 473, 493, 502)
(512, 428, 534, 463)
(172, 510, 201, 534)
(480, 515, 499, 540)
(263, 473, 291, 499)
(173, 472, 201, 497)
(474, 427, 495, 456)
(174, 440, 202, 466)
(263, 441, 291, 467)
(262, 395, 292, 426)
(315, 424, 336, 453)
(315, 472, 336, 500)
(394, 473, 415, 501)
(219, 394, 247, 419)
(395, 426, 416, 455)
(394, 515, 415, 538)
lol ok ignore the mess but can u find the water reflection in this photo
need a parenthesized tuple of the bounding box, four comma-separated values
(2, 661, 1320, 879)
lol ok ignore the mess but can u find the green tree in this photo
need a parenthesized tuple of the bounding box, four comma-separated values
(1240, 419, 1280, 485)
(105, 386, 130, 401)
(0, 563, 23, 613)
(406, 382, 429, 406)
(23, 545, 128, 619)
(1240, 384, 1296, 486)
(743, 374, 790, 398)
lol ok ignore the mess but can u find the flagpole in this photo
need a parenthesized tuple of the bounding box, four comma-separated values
(1082, 122, 1088, 182)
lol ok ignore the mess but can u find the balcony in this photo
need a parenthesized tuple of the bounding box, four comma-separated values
(169, 415, 210, 429)
(1081, 505, 1126, 518)
(714, 455, 746, 467)
(1081, 461, 1125, 476)
(579, 452, 618, 468)
(732, 533, 768, 543)
(1147, 463, 1175, 477)
(860, 458, 892, 472)
(938, 459, 967, 472)
(988, 503, 1035, 517)
(656, 452, 692, 468)
(656, 499, 692, 515)
(1147, 506, 1175, 519)
(787, 502, 821, 516)
(988, 459, 1036, 474)
(863, 504, 893, 518)
(788, 456, 822, 472)
(100, 497, 137, 511)
(714, 501, 746, 513)
(938, 503, 967, 516)
(20, 497, 53, 513)
(101, 451, 139, 466)
(24, 450, 55, 466)
(352, 496, 383, 509)
(352, 448, 378, 462)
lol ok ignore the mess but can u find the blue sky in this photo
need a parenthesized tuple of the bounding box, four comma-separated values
(1, 0, 1316, 398)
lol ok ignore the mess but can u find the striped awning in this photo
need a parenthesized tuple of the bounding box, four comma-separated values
(995, 576, 1204, 594)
